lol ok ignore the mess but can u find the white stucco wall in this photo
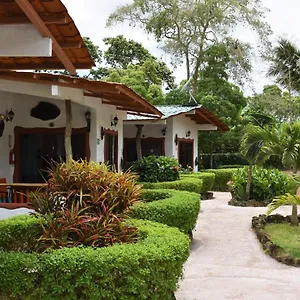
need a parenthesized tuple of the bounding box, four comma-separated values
(0, 81, 126, 182)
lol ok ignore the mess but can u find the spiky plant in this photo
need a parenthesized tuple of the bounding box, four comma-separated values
(267, 193, 300, 226)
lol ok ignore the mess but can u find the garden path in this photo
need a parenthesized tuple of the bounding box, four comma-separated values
(175, 192, 300, 300)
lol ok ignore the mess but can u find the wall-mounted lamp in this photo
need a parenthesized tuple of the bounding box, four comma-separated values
(101, 126, 105, 140)
(111, 116, 119, 127)
(174, 134, 178, 146)
(186, 130, 191, 138)
(0, 109, 15, 122)
(162, 127, 167, 136)
(85, 110, 91, 132)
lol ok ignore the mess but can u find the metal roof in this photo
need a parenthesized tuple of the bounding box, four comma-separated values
(126, 105, 229, 132)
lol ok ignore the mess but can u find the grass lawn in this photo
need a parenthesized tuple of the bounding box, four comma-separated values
(265, 223, 300, 258)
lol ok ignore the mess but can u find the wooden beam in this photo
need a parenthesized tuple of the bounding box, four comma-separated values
(0, 62, 93, 70)
(0, 14, 67, 25)
(60, 41, 82, 49)
(116, 86, 162, 117)
(15, 0, 76, 75)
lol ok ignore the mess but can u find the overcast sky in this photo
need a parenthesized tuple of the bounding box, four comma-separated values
(62, 0, 300, 96)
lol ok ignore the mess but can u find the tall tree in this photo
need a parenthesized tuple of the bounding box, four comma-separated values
(107, 0, 271, 95)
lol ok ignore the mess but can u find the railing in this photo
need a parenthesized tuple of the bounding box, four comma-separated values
(0, 183, 47, 209)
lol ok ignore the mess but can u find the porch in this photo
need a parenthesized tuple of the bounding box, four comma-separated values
(0, 182, 47, 209)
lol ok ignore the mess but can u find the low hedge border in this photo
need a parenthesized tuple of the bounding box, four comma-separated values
(200, 169, 239, 191)
(252, 214, 300, 267)
(131, 189, 200, 234)
(180, 172, 215, 194)
(0, 216, 190, 300)
(141, 177, 203, 194)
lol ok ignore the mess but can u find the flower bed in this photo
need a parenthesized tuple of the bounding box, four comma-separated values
(252, 214, 300, 267)
(0, 216, 190, 299)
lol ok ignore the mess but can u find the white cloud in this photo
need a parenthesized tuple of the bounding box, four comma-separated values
(61, 0, 300, 96)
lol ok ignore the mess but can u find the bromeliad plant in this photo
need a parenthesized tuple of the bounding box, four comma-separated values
(30, 160, 141, 251)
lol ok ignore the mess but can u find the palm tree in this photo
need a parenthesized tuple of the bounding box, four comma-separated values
(268, 38, 300, 122)
(242, 122, 300, 225)
(267, 194, 300, 226)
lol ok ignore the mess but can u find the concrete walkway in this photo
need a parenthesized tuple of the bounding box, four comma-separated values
(176, 192, 300, 300)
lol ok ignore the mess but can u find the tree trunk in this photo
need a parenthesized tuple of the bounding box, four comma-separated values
(185, 51, 190, 80)
(291, 169, 299, 226)
(245, 163, 253, 201)
(136, 125, 143, 161)
(291, 204, 299, 226)
(65, 100, 73, 163)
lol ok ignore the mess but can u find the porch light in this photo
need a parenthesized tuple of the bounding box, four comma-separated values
(0, 109, 15, 122)
(111, 116, 119, 127)
(162, 127, 167, 136)
(186, 130, 191, 137)
(85, 110, 91, 132)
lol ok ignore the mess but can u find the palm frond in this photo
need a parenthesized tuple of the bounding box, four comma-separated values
(266, 193, 300, 216)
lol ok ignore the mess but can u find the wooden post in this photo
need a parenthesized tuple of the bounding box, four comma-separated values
(65, 99, 73, 162)
(136, 125, 143, 161)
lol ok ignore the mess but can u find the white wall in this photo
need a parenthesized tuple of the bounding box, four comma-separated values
(0, 87, 126, 181)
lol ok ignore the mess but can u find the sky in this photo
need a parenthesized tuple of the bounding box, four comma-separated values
(61, 0, 300, 96)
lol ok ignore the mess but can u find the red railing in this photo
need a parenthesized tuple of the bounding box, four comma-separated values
(0, 183, 47, 209)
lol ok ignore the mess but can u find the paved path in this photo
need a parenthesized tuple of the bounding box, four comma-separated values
(0, 207, 31, 220)
(176, 192, 300, 300)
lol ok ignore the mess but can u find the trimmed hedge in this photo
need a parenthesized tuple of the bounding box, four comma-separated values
(201, 169, 239, 191)
(132, 189, 200, 234)
(142, 177, 203, 194)
(180, 172, 215, 193)
(0, 216, 190, 300)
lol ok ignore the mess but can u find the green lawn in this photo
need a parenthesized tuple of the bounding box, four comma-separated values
(265, 223, 300, 258)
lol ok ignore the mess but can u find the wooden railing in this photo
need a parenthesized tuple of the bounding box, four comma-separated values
(0, 183, 47, 209)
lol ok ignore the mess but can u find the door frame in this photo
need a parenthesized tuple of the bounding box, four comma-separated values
(103, 128, 118, 171)
(13, 126, 90, 182)
(177, 137, 194, 169)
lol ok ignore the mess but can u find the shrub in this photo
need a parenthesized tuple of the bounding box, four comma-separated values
(30, 160, 141, 251)
(180, 172, 215, 193)
(131, 189, 200, 234)
(201, 169, 239, 191)
(132, 156, 180, 182)
(142, 177, 203, 194)
(218, 165, 246, 169)
(0, 218, 190, 300)
(232, 167, 298, 202)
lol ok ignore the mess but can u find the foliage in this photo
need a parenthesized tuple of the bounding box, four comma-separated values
(242, 123, 300, 171)
(107, 0, 271, 94)
(0, 218, 190, 300)
(218, 165, 246, 169)
(131, 189, 200, 234)
(265, 223, 300, 258)
(132, 155, 180, 183)
(268, 38, 300, 94)
(30, 160, 141, 251)
(200, 152, 247, 169)
(0, 215, 41, 252)
(201, 169, 239, 191)
(142, 177, 203, 194)
(231, 167, 297, 202)
(180, 172, 215, 193)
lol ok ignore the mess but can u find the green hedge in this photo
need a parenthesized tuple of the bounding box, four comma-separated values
(132, 189, 200, 234)
(0, 216, 190, 300)
(180, 172, 215, 193)
(200, 168, 239, 191)
(142, 177, 203, 194)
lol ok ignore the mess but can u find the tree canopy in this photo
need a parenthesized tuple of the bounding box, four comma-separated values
(107, 0, 271, 95)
